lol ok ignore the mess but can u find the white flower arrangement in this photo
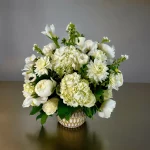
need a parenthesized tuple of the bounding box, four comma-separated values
(22, 23, 128, 125)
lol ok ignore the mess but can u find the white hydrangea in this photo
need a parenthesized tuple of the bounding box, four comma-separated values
(88, 49, 107, 62)
(35, 56, 51, 76)
(23, 83, 35, 98)
(60, 73, 96, 107)
(98, 99, 116, 118)
(52, 46, 88, 76)
(108, 72, 123, 90)
(42, 43, 56, 56)
(42, 97, 59, 115)
(87, 59, 109, 83)
(103, 89, 113, 100)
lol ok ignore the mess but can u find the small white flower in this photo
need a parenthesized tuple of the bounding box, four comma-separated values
(22, 96, 48, 107)
(98, 99, 116, 118)
(99, 43, 115, 59)
(42, 97, 59, 115)
(35, 56, 51, 76)
(121, 55, 129, 60)
(24, 73, 36, 83)
(66, 22, 72, 31)
(25, 54, 36, 64)
(76, 37, 86, 48)
(87, 59, 109, 83)
(78, 53, 89, 66)
(35, 79, 56, 97)
(43, 43, 56, 56)
(108, 72, 123, 90)
(41, 24, 56, 38)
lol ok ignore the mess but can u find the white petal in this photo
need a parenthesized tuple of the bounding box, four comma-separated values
(50, 24, 55, 33)
(22, 97, 32, 108)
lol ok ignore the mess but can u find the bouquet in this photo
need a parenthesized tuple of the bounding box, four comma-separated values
(22, 23, 128, 125)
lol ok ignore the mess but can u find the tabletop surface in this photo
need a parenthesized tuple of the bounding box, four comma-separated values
(0, 82, 150, 150)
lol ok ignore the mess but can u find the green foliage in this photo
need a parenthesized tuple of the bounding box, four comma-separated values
(94, 88, 104, 102)
(41, 113, 48, 125)
(33, 44, 44, 55)
(83, 106, 97, 118)
(36, 113, 43, 120)
(52, 37, 60, 48)
(57, 99, 79, 120)
(78, 64, 88, 79)
(101, 37, 110, 43)
(30, 105, 42, 115)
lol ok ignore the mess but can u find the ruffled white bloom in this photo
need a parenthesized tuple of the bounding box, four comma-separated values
(35, 79, 56, 97)
(23, 83, 35, 98)
(76, 37, 86, 48)
(25, 54, 36, 64)
(87, 59, 109, 83)
(35, 56, 51, 76)
(121, 55, 129, 60)
(108, 72, 123, 90)
(99, 43, 115, 59)
(43, 43, 56, 56)
(98, 99, 116, 118)
(52, 46, 87, 76)
(60, 73, 96, 107)
(88, 49, 107, 62)
(103, 89, 113, 100)
(41, 24, 56, 38)
(42, 97, 59, 115)
(24, 73, 36, 83)
(22, 96, 48, 108)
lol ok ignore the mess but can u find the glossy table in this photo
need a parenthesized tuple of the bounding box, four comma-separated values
(0, 82, 150, 150)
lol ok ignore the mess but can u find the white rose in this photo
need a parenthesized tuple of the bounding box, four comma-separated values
(35, 79, 56, 97)
(42, 97, 59, 115)
(25, 54, 36, 64)
(99, 43, 115, 59)
(43, 43, 56, 56)
(98, 99, 116, 118)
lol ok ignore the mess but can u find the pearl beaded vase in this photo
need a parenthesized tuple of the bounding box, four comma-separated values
(57, 110, 86, 128)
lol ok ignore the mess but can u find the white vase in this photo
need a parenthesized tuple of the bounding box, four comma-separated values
(57, 110, 86, 128)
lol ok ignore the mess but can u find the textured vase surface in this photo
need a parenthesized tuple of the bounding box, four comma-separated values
(57, 110, 86, 128)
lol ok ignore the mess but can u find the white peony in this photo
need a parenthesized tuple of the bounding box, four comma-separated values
(88, 49, 107, 62)
(108, 72, 123, 90)
(41, 24, 56, 38)
(23, 83, 35, 98)
(99, 43, 115, 59)
(60, 73, 96, 107)
(98, 99, 116, 118)
(42, 97, 59, 115)
(23, 73, 36, 83)
(103, 89, 113, 100)
(22, 96, 48, 108)
(35, 79, 56, 97)
(87, 59, 109, 83)
(43, 43, 56, 56)
(25, 54, 36, 64)
(35, 56, 51, 76)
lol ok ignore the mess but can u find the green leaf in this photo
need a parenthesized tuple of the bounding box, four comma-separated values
(41, 113, 48, 125)
(83, 106, 97, 118)
(36, 113, 43, 120)
(94, 88, 104, 101)
(30, 105, 42, 115)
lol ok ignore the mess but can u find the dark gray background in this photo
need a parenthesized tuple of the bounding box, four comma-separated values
(0, 0, 150, 82)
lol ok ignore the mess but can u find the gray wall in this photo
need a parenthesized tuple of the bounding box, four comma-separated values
(0, 0, 150, 82)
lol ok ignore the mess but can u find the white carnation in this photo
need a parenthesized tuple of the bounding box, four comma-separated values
(98, 99, 116, 118)
(99, 43, 115, 59)
(60, 73, 96, 107)
(43, 43, 56, 56)
(87, 59, 109, 83)
(108, 72, 123, 90)
(35, 79, 56, 97)
(42, 97, 59, 115)
(35, 56, 51, 76)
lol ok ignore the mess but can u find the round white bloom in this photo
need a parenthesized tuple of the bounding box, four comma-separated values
(23, 83, 34, 98)
(103, 89, 113, 100)
(43, 43, 56, 56)
(121, 55, 129, 60)
(108, 72, 123, 90)
(99, 43, 115, 59)
(35, 79, 56, 97)
(35, 56, 51, 76)
(24, 73, 36, 83)
(78, 53, 89, 66)
(22, 96, 48, 107)
(85, 40, 95, 50)
(60, 73, 96, 107)
(52, 46, 86, 76)
(76, 37, 86, 48)
(88, 49, 107, 62)
(87, 59, 109, 83)
(98, 99, 116, 118)
(42, 97, 59, 115)
(25, 54, 36, 64)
